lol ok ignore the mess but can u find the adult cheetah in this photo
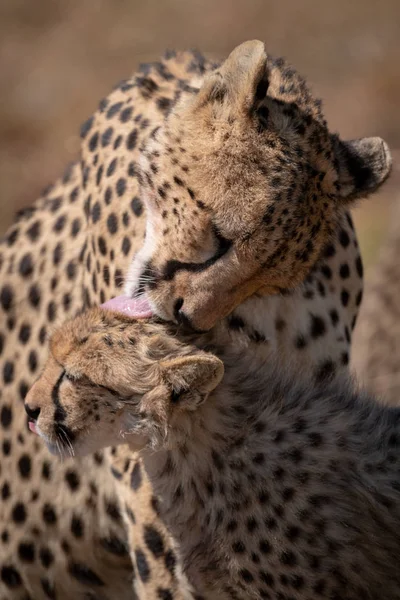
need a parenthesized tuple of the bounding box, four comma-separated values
(0, 40, 390, 599)
(26, 306, 400, 600)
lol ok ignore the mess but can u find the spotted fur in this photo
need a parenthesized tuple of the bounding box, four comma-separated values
(0, 41, 390, 599)
(27, 307, 400, 600)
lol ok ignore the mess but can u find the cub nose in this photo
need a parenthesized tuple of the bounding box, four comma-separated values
(25, 404, 41, 421)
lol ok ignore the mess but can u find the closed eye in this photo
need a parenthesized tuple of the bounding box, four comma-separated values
(162, 224, 232, 282)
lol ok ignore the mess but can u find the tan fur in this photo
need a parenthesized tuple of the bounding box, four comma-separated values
(26, 308, 400, 599)
(126, 41, 390, 331)
(0, 42, 387, 599)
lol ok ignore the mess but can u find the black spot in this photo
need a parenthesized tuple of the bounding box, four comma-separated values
(80, 116, 94, 138)
(310, 314, 326, 338)
(116, 178, 126, 197)
(68, 562, 104, 586)
(144, 525, 164, 558)
(330, 309, 339, 326)
(232, 541, 246, 553)
(19, 323, 31, 344)
(19, 253, 34, 278)
(164, 549, 176, 574)
(18, 454, 31, 479)
(308, 432, 323, 447)
(28, 284, 41, 308)
(65, 469, 80, 492)
(107, 213, 118, 235)
(1, 405, 12, 428)
(42, 461, 52, 480)
(1, 565, 22, 588)
(240, 569, 254, 583)
(135, 548, 150, 583)
(98, 236, 107, 256)
(67, 261, 77, 281)
(28, 349, 38, 372)
(295, 335, 307, 349)
(40, 547, 54, 568)
(280, 550, 297, 567)
(91, 201, 101, 223)
(26, 220, 41, 241)
(3, 439, 11, 456)
(339, 229, 350, 248)
(339, 263, 350, 279)
(42, 503, 57, 525)
(315, 360, 336, 382)
(121, 237, 131, 256)
(12, 502, 26, 524)
(341, 289, 350, 307)
(1, 482, 10, 500)
(101, 127, 113, 147)
(104, 187, 112, 205)
(259, 539, 272, 554)
(341, 352, 349, 366)
(3, 361, 14, 384)
(130, 461, 142, 490)
(127, 129, 138, 150)
(106, 102, 123, 119)
(53, 215, 66, 233)
(0, 285, 13, 311)
(71, 515, 84, 538)
(106, 158, 117, 177)
(120, 106, 133, 122)
(18, 541, 35, 562)
(105, 499, 121, 522)
(89, 132, 99, 152)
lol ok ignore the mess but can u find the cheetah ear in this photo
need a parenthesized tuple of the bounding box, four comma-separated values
(197, 40, 268, 113)
(333, 135, 392, 202)
(160, 353, 224, 410)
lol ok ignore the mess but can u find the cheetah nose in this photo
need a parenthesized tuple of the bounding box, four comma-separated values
(25, 404, 41, 421)
(173, 298, 206, 333)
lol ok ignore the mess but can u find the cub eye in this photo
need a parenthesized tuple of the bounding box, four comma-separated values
(256, 105, 269, 131)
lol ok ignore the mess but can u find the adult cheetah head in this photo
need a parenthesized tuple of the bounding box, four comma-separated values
(126, 40, 391, 331)
(24, 308, 223, 457)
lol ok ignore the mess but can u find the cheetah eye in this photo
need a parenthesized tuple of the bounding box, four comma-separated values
(171, 389, 182, 403)
(64, 371, 78, 383)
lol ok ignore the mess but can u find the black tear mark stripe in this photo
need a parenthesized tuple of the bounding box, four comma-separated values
(162, 225, 232, 282)
(52, 371, 67, 422)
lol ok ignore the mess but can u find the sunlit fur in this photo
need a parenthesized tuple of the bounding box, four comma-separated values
(26, 307, 400, 599)
(126, 40, 391, 331)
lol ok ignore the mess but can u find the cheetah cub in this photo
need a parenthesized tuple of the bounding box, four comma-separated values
(26, 307, 400, 599)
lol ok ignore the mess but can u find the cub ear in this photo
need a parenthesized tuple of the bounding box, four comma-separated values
(332, 135, 392, 202)
(197, 40, 268, 113)
(160, 353, 224, 410)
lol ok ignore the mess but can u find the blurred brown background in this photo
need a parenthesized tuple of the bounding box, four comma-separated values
(0, 0, 399, 272)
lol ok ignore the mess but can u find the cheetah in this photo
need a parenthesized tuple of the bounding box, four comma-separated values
(0, 40, 390, 599)
(26, 306, 400, 600)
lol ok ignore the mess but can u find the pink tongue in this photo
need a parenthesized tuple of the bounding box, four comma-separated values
(100, 294, 153, 319)
(28, 420, 38, 435)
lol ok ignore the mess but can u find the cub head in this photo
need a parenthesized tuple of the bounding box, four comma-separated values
(126, 39, 391, 331)
(24, 308, 224, 457)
